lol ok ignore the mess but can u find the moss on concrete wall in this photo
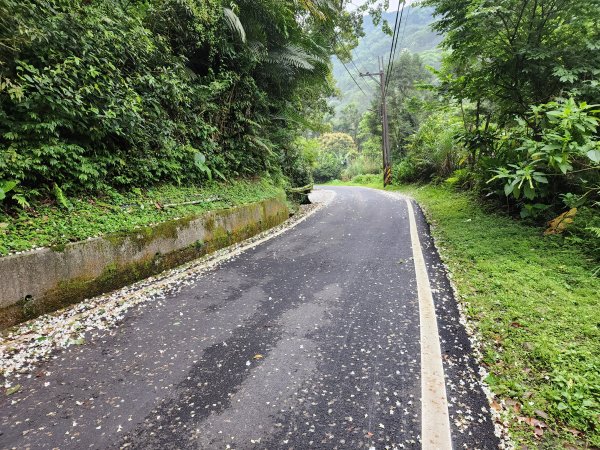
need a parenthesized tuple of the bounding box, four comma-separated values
(0, 197, 288, 330)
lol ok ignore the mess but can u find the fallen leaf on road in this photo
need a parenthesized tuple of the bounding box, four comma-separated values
(6, 384, 21, 395)
(253, 354, 264, 360)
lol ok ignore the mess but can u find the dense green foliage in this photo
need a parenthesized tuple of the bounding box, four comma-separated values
(341, 2, 600, 262)
(307, 132, 357, 182)
(0, 0, 392, 210)
(417, 0, 600, 214)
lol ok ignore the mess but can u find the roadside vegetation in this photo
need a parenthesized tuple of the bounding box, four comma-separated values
(0, 0, 395, 250)
(401, 185, 599, 448)
(0, 179, 282, 256)
(319, 1, 600, 446)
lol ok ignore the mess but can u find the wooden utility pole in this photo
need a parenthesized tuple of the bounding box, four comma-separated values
(359, 56, 392, 186)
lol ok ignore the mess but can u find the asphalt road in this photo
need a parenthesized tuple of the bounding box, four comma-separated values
(0, 186, 499, 449)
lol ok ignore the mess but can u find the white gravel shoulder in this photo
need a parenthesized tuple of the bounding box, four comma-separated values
(0, 190, 336, 387)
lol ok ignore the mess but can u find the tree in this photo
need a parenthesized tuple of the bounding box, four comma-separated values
(0, 0, 390, 200)
(423, 0, 600, 122)
(420, 0, 600, 215)
(312, 132, 358, 181)
(385, 51, 435, 160)
(318, 133, 357, 162)
(334, 103, 362, 142)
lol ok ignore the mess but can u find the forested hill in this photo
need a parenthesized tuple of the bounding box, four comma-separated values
(331, 6, 442, 113)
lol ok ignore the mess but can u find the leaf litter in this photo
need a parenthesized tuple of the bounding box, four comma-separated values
(0, 198, 331, 390)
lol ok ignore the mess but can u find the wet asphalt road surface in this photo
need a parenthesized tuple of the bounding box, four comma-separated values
(0, 186, 499, 449)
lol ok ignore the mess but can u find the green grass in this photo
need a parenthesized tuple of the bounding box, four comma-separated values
(332, 179, 600, 448)
(324, 174, 384, 190)
(400, 185, 599, 448)
(0, 178, 284, 256)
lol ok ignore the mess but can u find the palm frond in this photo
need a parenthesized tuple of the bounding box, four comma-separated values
(223, 7, 246, 43)
(266, 44, 324, 71)
(296, 0, 337, 20)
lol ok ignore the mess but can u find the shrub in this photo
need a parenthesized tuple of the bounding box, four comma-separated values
(392, 159, 419, 184)
(351, 174, 381, 185)
(313, 153, 344, 182)
(0, 0, 221, 196)
(391, 109, 465, 184)
(489, 98, 600, 210)
(313, 132, 357, 182)
(342, 155, 381, 180)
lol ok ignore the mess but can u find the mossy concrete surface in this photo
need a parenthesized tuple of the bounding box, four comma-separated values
(0, 196, 288, 329)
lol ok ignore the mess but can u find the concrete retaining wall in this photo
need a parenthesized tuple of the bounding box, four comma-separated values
(0, 196, 289, 329)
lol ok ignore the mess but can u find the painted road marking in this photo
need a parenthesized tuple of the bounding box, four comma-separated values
(406, 199, 453, 450)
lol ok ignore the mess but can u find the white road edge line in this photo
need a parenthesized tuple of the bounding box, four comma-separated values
(406, 199, 453, 450)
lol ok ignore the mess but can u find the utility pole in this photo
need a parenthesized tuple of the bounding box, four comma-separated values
(359, 56, 392, 186)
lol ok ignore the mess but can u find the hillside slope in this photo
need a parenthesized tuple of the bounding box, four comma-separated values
(331, 6, 442, 113)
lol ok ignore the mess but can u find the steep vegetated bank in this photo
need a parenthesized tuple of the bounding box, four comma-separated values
(0, 0, 393, 217)
(0, 178, 282, 256)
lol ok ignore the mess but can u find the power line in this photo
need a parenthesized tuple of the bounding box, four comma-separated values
(385, 0, 406, 94)
(398, 3, 412, 57)
(334, 37, 374, 97)
(350, 59, 375, 94)
(388, 4, 411, 95)
(384, 0, 403, 95)
(340, 59, 368, 98)
(385, 0, 407, 95)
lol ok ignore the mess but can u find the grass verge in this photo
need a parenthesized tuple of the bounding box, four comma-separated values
(331, 180, 600, 448)
(325, 174, 384, 190)
(0, 178, 284, 256)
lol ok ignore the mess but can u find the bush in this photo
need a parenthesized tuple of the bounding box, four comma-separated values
(392, 159, 419, 184)
(313, 153, 344, 182)
(342, 155, 380, 180)
(313, 132, 357, 182)
(351, 174, 381, 185)
(0, 0, 222, 196)
(391, 109, 465, 184)
(489, 98, 600, 210)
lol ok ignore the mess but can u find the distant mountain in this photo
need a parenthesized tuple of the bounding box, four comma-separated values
(330, 6, 442, 114)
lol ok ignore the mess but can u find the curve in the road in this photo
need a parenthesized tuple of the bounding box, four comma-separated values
(0, 186, 499, 450)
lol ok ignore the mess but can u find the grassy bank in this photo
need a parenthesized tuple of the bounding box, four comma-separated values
(0, 179, 284, 256)
(330, 180, 599, 447)
(325, 174, 383, 190)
